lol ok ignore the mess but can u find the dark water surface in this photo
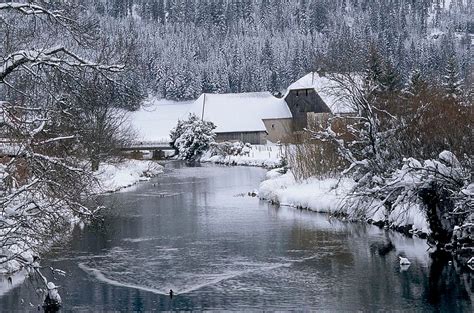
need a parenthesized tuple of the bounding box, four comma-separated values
(0, 163, 472, 312)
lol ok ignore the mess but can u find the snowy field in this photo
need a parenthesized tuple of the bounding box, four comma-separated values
(130, 98, 195, 141)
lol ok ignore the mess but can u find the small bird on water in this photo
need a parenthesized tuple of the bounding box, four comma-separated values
(399, 256, 411, 265)
(169, 289, 173, 299)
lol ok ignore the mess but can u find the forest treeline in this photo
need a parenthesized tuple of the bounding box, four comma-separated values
(90, 0, 473, 100)
(3, 0, 470, 100)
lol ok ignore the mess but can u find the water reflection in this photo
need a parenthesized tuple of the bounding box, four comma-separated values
(0, 163, 472, 311)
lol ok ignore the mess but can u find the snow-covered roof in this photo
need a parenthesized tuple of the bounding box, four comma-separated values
(130, 73, 356, 141)
(287, 72, 355, 114)
(130, 93, 292, 140)
(192, 92, 292, 133)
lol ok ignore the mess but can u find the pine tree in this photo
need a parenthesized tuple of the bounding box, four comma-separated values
(260, 39, 274, 72)
(195, 0, 209, 26)
(210, 0, 227, 33)
(443, 56, 463, 99)
(380, 60, 401, 92)
(151, 0, 166, 23)
(365, 45, 384, 90)
(309, 0, 328, 32)
(269, 70, 280, 95)
(405, 69, 428, 96)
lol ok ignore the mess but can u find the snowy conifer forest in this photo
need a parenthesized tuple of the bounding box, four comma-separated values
(4, 1, 470, 100)
(0, 0, 473, 311)
(76, 0, 473, 100)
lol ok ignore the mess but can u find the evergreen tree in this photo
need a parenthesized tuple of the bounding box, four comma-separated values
(309, 0, 328, 33)
(365, 45, 384, 90)
(381, 60, 401, 92)
(405, 69, 428, 96)
(260, 39, 274, 71)
(443, 56, 463, 99)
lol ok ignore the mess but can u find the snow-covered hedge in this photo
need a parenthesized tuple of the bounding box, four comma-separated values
(201, 142, 285, 168)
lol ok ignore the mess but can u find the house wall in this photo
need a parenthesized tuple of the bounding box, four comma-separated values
(216, 131, 267, 145)
(262, 118, 294, 143)
(285, 88, 331, 131)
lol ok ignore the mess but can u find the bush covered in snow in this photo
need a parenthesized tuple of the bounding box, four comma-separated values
(201, 143, 285, 168)
(209, 141, 251, 157)
(170, 113, 216, 160)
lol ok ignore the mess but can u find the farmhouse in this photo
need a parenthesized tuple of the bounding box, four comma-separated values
(130, 72, 353, 145)
(190, 72, 353, 144)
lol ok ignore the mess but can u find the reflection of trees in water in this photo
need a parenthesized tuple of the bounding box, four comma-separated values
(395, 250, 472, 311)
(286, 218, 472, 311)
(425, 251, 472, 310)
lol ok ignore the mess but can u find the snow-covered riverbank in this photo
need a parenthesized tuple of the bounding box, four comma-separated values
(259, 168, 431, 235)
(94, 159, 164, 193)
(0, 159, 163, 275)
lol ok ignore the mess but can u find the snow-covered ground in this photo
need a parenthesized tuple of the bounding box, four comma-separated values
(259, 169, 430, 234)
(94, 159, 164, 193)
(130, 98, 194, 142)
(259, 169, 354, 212)
(200, 144, 285, 169)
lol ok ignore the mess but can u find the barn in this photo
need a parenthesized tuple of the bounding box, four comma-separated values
(264, 72, 353, 143)
(129, 72, 353, 145)
(191, 92, 292, 144)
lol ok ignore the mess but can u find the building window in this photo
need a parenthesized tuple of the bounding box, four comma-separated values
(271, 124, 275, 129)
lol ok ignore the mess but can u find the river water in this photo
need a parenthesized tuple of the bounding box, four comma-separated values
(0, 163, 472, 311)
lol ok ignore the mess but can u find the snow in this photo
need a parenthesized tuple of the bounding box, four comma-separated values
(130, 98, 194, 141)
(192, 92, 292, 133)
(94, 159, 164, 193)
(130, 93, 292, 141)
(461, 183, 474, 196)
(0, 270, 27, 297)
(200, 144, 285, 169)
(259, 170, 354, 212)
(258, 170, 430, 233)
(130, 73, 355, 142)
(0, 140, 22, 156)
(47, 282, 62, 304)
(287, 72, 354, 114)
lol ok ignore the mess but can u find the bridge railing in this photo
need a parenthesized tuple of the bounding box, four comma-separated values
(121, 139, 173, 149)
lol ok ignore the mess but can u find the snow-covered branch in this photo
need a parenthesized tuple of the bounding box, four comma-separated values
(0, 3, 64, 17)
(1, 47, 124, 82)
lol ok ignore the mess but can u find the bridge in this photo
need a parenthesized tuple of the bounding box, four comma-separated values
(120, 140, 176, 151)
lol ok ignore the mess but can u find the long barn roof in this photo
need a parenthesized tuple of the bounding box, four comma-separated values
(191, 92, 292, 133)
(130, 73, 355, 141)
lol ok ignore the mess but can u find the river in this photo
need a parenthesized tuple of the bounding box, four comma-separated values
(0, 163, 472, 311)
